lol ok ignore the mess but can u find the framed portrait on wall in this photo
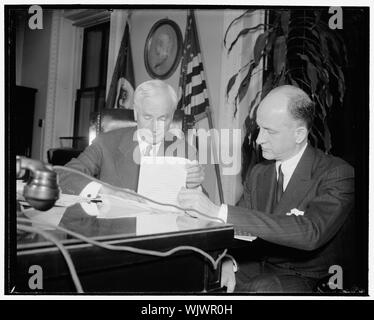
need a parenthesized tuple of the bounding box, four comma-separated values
(144, 18, 183, 79)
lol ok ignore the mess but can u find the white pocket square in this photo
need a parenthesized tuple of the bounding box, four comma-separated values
(286, 208, 304, 216)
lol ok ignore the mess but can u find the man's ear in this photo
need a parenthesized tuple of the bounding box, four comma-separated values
(295, 126, 308, 144)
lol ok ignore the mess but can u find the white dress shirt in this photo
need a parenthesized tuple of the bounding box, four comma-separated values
(137, 132, 162, 157)
(275, 142, 308, 191)
(218, 143, 308, 241)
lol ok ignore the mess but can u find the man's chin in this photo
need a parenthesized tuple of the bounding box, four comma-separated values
(261, 151, 274, 160)
(145, 136, 163, 145)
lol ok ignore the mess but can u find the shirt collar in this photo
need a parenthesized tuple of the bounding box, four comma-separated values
(276, 143, 308, 179)
(136, 131, 162, 156)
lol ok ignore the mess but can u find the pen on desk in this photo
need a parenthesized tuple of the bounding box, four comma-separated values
(88, 199, 102, 203)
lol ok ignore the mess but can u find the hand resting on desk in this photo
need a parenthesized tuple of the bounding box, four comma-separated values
(178, 187, 220, 218)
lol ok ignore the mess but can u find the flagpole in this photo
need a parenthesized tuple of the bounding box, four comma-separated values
(190, 10, 224, 204)
(178, 9, 225, 205)
(204, 107, 225, 205)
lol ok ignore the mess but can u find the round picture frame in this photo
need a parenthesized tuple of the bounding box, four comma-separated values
(144, 19, 183, 80)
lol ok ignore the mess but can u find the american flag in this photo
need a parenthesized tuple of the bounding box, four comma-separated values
(177, 10, 210, 116)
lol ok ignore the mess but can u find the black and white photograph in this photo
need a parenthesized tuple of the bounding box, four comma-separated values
(3, 0, 372, 307)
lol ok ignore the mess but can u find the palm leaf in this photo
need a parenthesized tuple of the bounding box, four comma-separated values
(233, 62, 256, 115)
(228, 23, 266, 53)
(306, 62, 318, 93)
(265, 30, 277, 53)
(261, 73, 274, 98)
(273, 36, 287, 75)
(226, 61, 251, 98)
(226, 73, 239, 98)
(223, 9, 257, 48)
(280, 10, 290, 35)
(323, 119, 332, 153)
(248, 90, 262, 118)
(253, 31, 269, 65)
(237, 62, 255, 102)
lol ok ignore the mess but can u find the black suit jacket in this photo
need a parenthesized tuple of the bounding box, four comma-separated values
(228, 145, 355, 279)
(58, 127, 197, 195)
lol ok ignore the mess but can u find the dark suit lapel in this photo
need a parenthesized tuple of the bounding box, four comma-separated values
(115, 127, 140, 191)
(273, 145, 315, 215)
(256, 162, 277, 213)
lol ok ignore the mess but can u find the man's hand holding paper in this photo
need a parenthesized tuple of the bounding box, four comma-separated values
(185, 160, 204, 189)
(137, 156, 203, 212)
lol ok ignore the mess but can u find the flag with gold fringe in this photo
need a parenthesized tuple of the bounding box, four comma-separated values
(106, 22, 135, 109)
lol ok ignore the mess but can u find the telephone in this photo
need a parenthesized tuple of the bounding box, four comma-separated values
(16, 156, 59, 211)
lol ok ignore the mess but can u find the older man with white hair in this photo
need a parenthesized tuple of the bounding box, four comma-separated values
(58, 79, 203, 199)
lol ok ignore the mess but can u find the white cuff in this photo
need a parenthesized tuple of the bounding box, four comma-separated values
(79, 181, 102, 198)
(234, 235, 258, 242)
(224, 254, 239, 273)
(218, 204, 228, 223)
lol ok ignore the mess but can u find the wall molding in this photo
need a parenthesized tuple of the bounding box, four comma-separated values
(43, 9, 106, 160)
(64, 9, 111, 28)
(43, 10, 61, 161)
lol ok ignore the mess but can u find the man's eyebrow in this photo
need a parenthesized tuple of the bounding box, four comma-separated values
(142, 114, 168, 119)
(261, 125, 278, 132)
(257, 123, 267, 129)
(157, 114, 169, 119)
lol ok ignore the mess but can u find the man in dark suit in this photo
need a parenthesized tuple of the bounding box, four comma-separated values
(58, 79, 203, 199)
(178, 85, 355, 293)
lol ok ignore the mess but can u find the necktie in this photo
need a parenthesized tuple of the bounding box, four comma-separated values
(276, 164, 284, 204)
(144, 144, 152, 156)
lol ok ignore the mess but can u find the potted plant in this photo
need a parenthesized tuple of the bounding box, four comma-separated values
(225, 8, 347, 180)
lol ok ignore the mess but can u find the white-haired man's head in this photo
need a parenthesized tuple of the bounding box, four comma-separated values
(133, 80, 178, 144)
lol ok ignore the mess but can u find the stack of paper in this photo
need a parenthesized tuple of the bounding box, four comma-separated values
(137, 156, 190, 212)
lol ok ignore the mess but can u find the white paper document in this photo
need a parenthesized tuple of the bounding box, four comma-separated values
(137, 156, 191, 212)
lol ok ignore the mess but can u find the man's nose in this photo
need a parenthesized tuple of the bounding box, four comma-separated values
(151, 119, 157, 132)
(256, 128, 265, 145)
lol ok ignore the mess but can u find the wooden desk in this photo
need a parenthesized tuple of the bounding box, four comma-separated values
(15, 202, 233, 293)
